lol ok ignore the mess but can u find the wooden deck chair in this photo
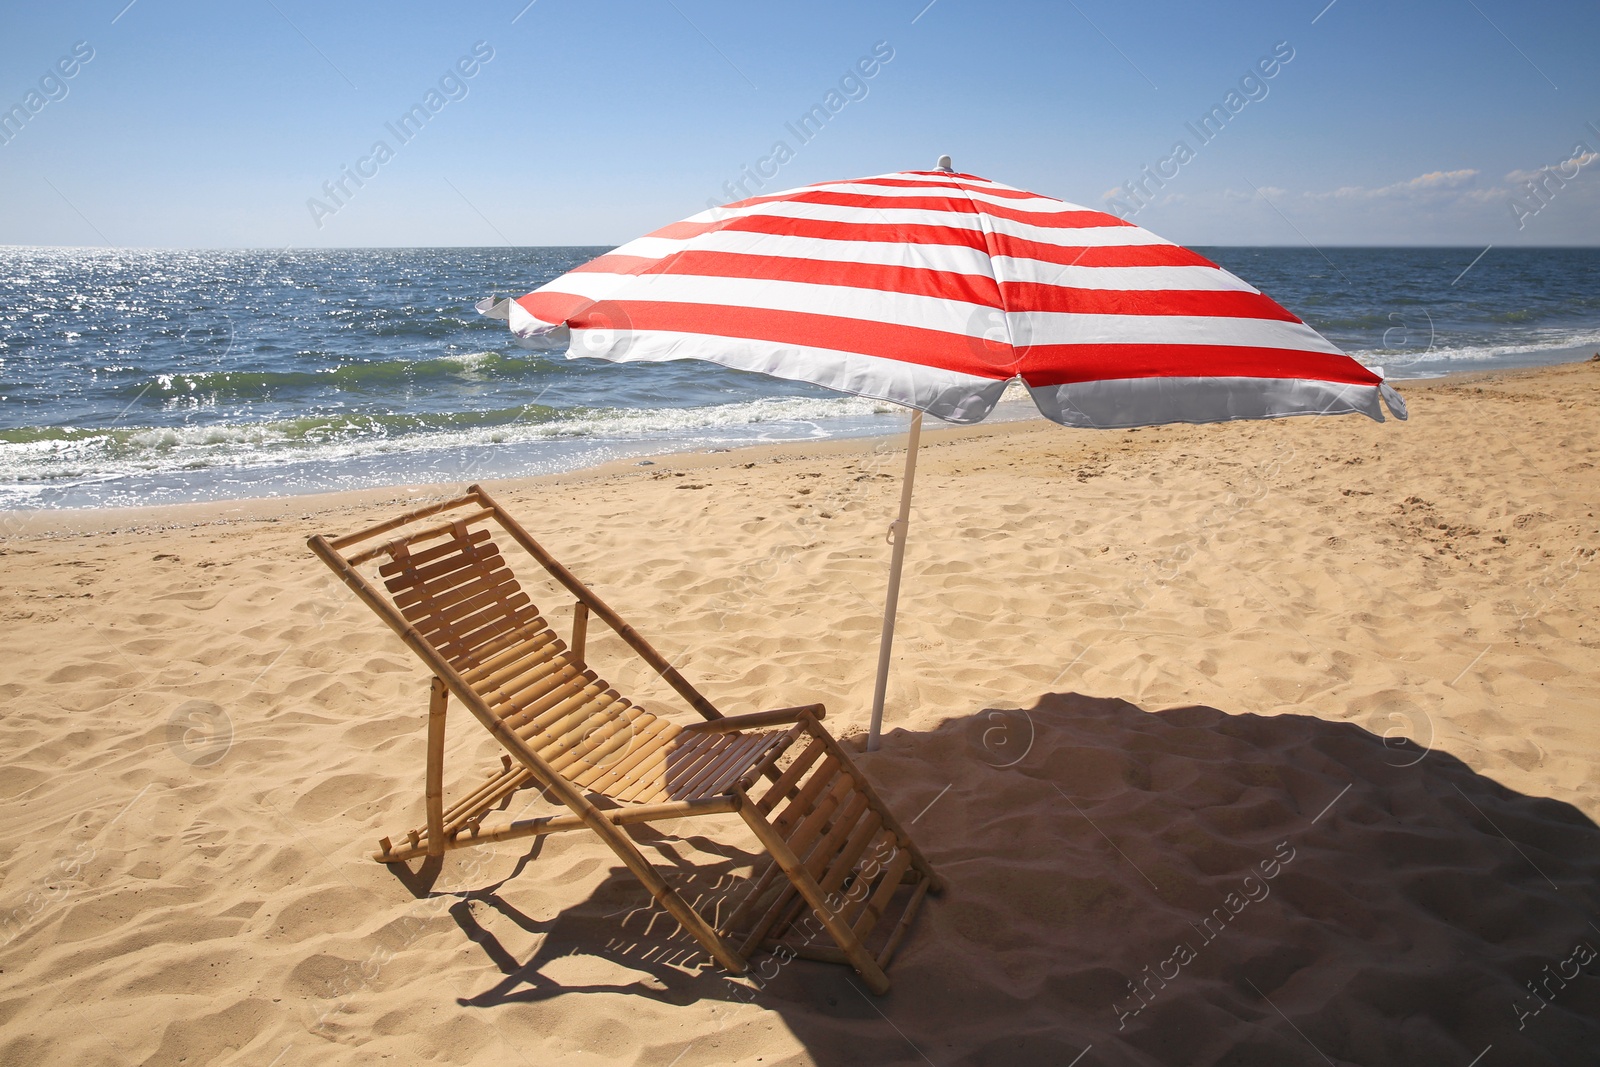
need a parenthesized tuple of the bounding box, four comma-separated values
(307, 484, 941, 993)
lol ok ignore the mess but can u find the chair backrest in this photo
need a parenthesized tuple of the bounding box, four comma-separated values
(374, 517, 660, 783)
(379, 518, 551, 675)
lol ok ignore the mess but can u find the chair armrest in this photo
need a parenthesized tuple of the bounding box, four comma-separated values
(680, 704, 825, 734)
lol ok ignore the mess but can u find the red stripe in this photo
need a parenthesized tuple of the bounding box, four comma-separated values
(723, 187, 1122, 229)
(644, 216, 1202, 273)
(519, 289, 596, 324)
(846, 174, 1041, 200)
(1019, 344, 1381, 386)
(519, 293, 1015, 379)
(573, 250, 1003, 307)
(989, 234, 1218, 269)
(649, 214, 993, 249)
(757, 189, 1126, 229)
(569, 250, 1294, 323)
(998, 282, 1300, 322)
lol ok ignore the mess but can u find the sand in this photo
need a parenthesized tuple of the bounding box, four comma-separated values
(1, 361, 1597, 1066)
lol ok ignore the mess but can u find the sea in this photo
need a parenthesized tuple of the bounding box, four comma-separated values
(1, 245, 1597, 511)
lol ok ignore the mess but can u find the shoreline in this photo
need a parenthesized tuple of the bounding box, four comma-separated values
(3, 356, 1592, 538)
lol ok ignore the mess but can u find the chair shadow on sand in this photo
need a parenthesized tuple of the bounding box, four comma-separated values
(388, 692, 1600, 1067)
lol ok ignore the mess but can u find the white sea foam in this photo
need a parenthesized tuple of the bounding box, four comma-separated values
(0, 394, 896, 488)
(1350, 329, 1600, 377)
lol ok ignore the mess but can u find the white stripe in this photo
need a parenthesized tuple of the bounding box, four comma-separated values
(992, 258, 1259, 293)
(1014, 313, 1341, 352)
(686, 170, 1026, 221)
(793, 178, 1095, 214)
(536, 271, 999, 337)
(686, 198, 1164, 251)
(605, 231, 1000, 277)
(524, 270, 638, 314)
(565, 327, 1012, 423)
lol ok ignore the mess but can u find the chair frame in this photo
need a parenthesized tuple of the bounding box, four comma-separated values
(308, 484, 940, 992)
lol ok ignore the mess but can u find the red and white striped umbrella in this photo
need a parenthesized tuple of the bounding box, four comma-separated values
(481, 161, 1406, 748)
(488, 164, 1406, 429)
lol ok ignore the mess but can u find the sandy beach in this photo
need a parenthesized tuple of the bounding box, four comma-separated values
(1, 360, 1597, 1066)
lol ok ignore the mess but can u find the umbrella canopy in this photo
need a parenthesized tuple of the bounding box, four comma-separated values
(480, 162, 1406, 749)
(485, 165, 1406, 429)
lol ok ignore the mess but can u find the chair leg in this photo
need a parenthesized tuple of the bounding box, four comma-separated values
(425, 677, 448, 857)
(803, 720, 944, 894)
(736, 794, 892, 995)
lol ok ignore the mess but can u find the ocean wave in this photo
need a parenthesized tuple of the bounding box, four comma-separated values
(0, 394, 893, 486)
(1347, 328, 1600, 375)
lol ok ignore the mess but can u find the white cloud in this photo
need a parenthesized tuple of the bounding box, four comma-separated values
(1306, 169, 1481, 201)
(1506, 151, 1599, 184)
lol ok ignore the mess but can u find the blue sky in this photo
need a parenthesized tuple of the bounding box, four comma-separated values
(1, 0, 1597, 248)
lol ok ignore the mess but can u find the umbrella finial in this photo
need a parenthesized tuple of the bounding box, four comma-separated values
(935, 154, 953, 173)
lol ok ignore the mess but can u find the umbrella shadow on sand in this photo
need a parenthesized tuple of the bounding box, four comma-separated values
(410, 692, 1600, 1067)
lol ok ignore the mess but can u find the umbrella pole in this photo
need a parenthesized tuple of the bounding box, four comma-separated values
(868, 409, 923, 752)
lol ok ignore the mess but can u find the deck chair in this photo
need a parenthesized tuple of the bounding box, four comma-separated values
(308, 484, 941, 993)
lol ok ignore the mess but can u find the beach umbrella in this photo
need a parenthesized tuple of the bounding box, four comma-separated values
(479, 158, 1406, 750)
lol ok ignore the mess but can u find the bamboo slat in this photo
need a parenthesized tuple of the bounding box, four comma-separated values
(330, 491, 480, 550)
(800, 790, 870, 879)
(721, 857, 784, 940)
(546, 708, 648, 781)
(755, 736, 825, 813)
(667, 731, 730, 784)
(536, 695, 634, 766)
(578, 718, 679, 793)
(700, 734, 791, 799)
(875, 878, 931, 969)
(571, 601, 589, 666)
(441, 606, 532, 662)
(680, 732, 779, 800)
(390, 560, 519, 615)
(815, 810, 883, 899)
(349, 508, 496, 566)
(442, 767, 532, 836)
(849, 841, 913, 937)
(510, 675, 607, 736)
(736, 798, 891, 995)
(673, 733, 770, 800)
(378, 527, 493, 575)
(459, 624, 559, 684)
(805, 724, 945, 893)
(377, 527, 493, 580)
(734, 722, 807, 794)
(473, 649, 569, 712)
(771, 755, 841, 838)
(617, 733, 719, 803)
(400, 581, 529, 640)
(609, 732, 709, 803)
(777, 775, 854, 883)
(497, 667, 588, 727)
